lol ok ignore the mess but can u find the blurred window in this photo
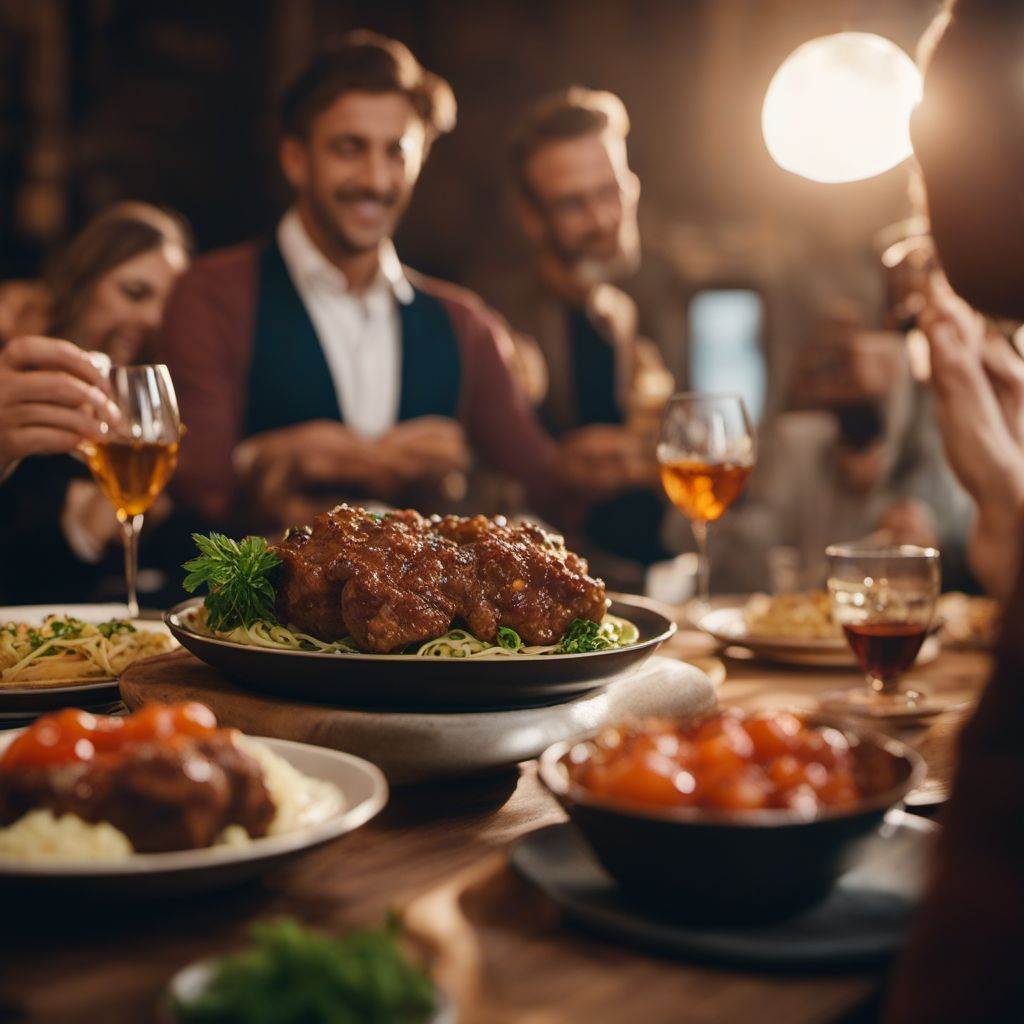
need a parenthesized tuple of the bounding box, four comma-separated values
(688, 288, 766, 424)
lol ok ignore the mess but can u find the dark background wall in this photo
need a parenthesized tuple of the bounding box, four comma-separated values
(1, 0, 938, 314)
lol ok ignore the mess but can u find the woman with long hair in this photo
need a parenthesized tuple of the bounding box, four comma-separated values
(0, 201, 193, 603)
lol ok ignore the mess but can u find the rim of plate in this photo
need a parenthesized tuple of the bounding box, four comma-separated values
(166, 595, 676, 663)
(696, 605, 847, 652)
(0, 734, 388, 876)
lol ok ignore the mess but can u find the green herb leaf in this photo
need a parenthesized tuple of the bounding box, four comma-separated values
(97, 620, 136, 639)
(173, 917, 436, 1024)
(496, 626, 522, 650)
(556, 617, 614, 654)
(182, 533, 281, 631)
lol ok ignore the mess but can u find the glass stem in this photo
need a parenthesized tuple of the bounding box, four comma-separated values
(868, 673, 899, 697)
(692, 518, 710, 610)
(120, 512, 143, 619)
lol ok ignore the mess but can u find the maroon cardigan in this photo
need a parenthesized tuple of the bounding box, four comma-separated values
(158, 241, 572, 526)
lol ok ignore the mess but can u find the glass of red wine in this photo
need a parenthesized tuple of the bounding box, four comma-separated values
(822, 543, 941, 720)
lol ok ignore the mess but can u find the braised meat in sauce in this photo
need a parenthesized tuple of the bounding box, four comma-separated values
(0, 704, 275, 852)
(273, 505, 608, 653)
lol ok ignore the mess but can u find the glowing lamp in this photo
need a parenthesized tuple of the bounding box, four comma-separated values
(762, 32, 923, 184)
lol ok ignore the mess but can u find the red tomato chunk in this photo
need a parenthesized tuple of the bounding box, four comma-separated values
(572, 710, 862, 813)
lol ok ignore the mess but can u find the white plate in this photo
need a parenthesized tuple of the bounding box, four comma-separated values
(696, 605, 940, 669)
(0, 733, 388, 896)
(0, 603, 177, 711)
(0, 602, 174, 638)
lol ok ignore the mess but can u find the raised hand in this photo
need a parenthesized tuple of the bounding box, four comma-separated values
(560, 423, 657, 501)
(918, 275, 1024, 596)
(0, 336, 118, 469)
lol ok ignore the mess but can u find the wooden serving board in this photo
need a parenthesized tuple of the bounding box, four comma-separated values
(120, 651, 716, 785)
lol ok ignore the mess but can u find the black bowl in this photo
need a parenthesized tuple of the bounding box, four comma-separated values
(538, 715, 926, 926)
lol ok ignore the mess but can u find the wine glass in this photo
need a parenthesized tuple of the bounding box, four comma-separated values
(823, 543, 941, 719)
(80, 364, 182, 618)
(657, 393, 756, 614)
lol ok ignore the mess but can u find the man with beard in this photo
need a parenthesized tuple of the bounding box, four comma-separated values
(495, 89, 674, 582)
(160, 32, 568, 532)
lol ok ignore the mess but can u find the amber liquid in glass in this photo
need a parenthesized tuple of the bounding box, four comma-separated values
(842, 622, 927, 685)
(659, 458, 753, 522)
(84, 439, 179, 518)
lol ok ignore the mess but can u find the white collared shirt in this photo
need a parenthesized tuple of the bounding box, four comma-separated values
(276, 209, 414, 439)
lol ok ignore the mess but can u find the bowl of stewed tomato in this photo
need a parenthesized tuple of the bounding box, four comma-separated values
(538, 708, 925, 925)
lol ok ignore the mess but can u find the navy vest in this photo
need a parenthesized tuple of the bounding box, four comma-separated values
(245, 241, 461, 437)
(565, 305, 621, 435)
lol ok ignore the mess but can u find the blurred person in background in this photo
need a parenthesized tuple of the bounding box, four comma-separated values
(885, 0, 1024, 1020)
(0, 200, 190, 362)
(0, 201, 193, 603)
(702, 312, 970, 593)
(162, 32, 571, 535)
(491, 87, 674, 587)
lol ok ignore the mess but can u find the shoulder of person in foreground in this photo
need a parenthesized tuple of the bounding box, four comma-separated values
(885, 540, 1024, 1024)
(158, 240, 263, 526)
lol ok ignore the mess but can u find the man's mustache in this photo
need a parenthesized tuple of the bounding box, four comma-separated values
(577, 228, 619, 252)
(333, 188, 400, 207)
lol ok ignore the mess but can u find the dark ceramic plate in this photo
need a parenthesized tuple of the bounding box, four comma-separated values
(164, 596, 676, 711)
(512, 814, 936, 968)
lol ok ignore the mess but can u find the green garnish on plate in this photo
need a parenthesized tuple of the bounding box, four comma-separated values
(183, 533, 281, 632)
(172, 917, 437, 1024)
(556, 616, 638, 654)
(496, 626, 522, 650)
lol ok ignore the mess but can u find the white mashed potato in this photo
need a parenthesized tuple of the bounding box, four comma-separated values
(234, 735, 344, 835)
(0, 735, 344, 863)
(0, 809, 132, 862)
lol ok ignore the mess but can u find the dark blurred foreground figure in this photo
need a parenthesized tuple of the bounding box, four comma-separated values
(0, 202, 194, 603)
(886, 1, 1024, 1020)
(161, 32, 569, 534)
(494, 88, 673, 582)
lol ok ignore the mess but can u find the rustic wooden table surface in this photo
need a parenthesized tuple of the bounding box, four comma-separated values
(0, 628, 991, 1024)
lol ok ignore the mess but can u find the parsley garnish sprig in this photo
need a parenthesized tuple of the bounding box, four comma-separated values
(183, 533, 281, 631)
(173, 917, 436, 1024)
(556, 617, 615, 654)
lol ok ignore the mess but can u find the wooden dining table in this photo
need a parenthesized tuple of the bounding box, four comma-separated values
(0, 622, 991, 1024)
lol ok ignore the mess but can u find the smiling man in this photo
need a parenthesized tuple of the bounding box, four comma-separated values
(492, 88, 673, 582)
(160, 32, 567, 531)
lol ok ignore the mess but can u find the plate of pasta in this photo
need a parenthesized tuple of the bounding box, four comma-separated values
(162, 514, 677, 710)
(166, 596, 674, 710)
(0, 604, 176, 712)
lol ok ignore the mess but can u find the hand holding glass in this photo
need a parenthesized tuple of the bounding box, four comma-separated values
(657, 394, 755, 611)
(81, 364, 181, 618)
